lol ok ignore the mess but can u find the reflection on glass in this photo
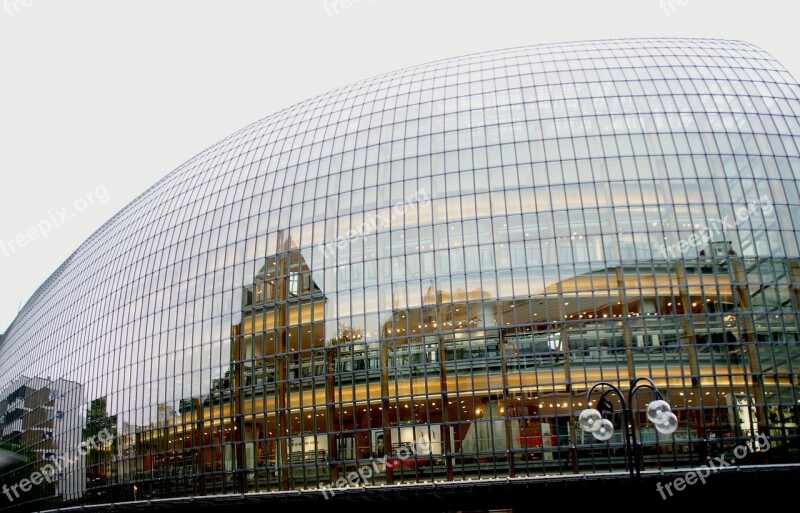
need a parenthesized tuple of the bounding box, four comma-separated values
(1, 39, 799, 508)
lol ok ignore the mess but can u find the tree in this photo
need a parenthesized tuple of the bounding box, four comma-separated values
(83, 397, 117, 448)
(0, 434, 55, 508)
(329, 323, 363, 345)
(83, 397, 117, 493)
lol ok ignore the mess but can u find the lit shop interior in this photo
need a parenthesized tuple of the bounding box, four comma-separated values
(131, 245, 800, 494)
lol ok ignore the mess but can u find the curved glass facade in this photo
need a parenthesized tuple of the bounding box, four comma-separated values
(1, 38, 800, 509)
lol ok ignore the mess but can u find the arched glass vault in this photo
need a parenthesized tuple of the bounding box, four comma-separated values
(1, 38, 799, 509)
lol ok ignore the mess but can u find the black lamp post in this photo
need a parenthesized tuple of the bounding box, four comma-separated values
(578, 377, 678, 479)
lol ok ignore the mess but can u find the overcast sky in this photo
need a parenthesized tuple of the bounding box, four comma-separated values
(1, 0, 798, 332)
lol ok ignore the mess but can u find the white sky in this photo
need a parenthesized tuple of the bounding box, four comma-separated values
(1, 0, 799, 332)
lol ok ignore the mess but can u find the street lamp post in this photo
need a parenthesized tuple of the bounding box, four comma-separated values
(578, 377, 679, 479)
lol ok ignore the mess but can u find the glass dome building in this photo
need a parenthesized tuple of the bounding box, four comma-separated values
(1, 38, 800, 510)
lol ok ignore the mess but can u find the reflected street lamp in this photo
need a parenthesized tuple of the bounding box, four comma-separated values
(578, 377, 678, 478)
